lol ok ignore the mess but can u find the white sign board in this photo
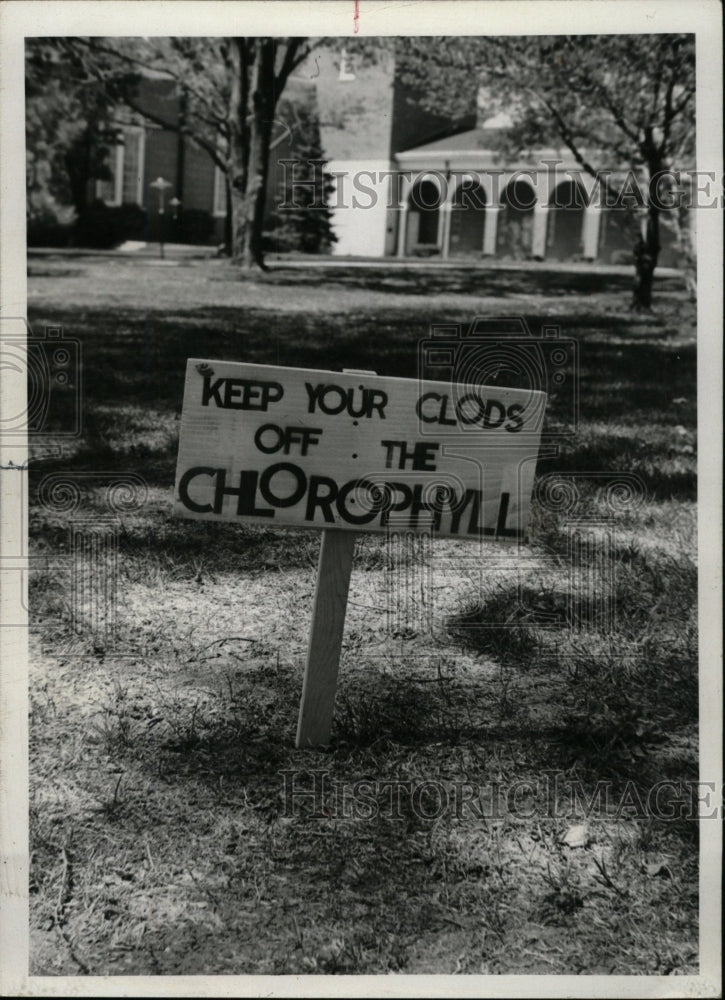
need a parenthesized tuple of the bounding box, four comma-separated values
(174, 360, 546, 541)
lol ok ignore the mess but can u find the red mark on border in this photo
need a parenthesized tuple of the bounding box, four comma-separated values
(353, 0, 359, 33)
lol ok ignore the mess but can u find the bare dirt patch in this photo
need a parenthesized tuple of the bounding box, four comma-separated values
(28, 260, 698, 975)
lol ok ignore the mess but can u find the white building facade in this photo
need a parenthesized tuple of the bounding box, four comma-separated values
(301, 50, 688, 267)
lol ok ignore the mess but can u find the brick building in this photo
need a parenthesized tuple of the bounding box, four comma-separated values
(96, 45, 687, 265)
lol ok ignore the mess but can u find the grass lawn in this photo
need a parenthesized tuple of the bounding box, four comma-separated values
(27, 257, 698, 976)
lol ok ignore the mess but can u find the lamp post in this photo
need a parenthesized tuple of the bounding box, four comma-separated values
(169, 196, 181, 244)
(150, 176, 172, 259)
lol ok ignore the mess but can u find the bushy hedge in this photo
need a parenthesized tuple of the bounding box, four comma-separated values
(26, 192, 76, 248)
(173, 209, 215, 246)
(73, 201, 147, 249)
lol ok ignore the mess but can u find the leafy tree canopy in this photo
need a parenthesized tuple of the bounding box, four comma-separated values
(396, 34, 695, 307)
(396, 35, 695, 176)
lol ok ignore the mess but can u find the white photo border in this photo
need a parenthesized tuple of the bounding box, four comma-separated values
(1, 2, 721, 996)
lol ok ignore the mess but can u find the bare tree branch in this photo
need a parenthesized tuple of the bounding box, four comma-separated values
(68, 37, 228, 127)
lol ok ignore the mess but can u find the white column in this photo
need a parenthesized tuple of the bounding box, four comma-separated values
(687, 206, 697, 253)
(136, 128, 146, 207)
(483, 205, 500, 256)
(440, 201, 452, 258)
(532, 203, 549, 260)
(582, 206, 602, 259)
(112, 142, 124, 206)
(396, 175, 411, 257)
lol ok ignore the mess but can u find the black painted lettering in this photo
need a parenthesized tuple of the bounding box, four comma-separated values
(337, 479, 379, 524)
(368, 389, 388, 419)
(380, 440, 439, 470)
(236, 471, 275, 517)
(413, 442, 439, 470)
(495, 492, 521, 537)
(439, 395, 458, 426)
(224, 378, 244, 408)
(178, 466, 216, 513)
(505, 403, 524, 432)
(244, 383, 262, 408)
(255, 424, 323, 455)
(319, 385, 348, 415)
(305, 382, 324, 413)
(201, 375, 224, 407)
(379, 482, 412, 527)
(483, 400, 506, 429)
(458, 393, 485, 425)
(347, 387, 369, 418)
(214, 468, 274, 517)
(255, 423, 284, 454)
(305, 475, 338, 523)
(450, 488, 494, 536)
(408, 484, 434, 528)
(416, 392, 441, 423)
(259, 462, 307, 508)
(213, 469, 236, 513)
(298, 428, 322, 455)
(381, 440, 404, 469)
(429, 485, 462, 531)
(261, 382, 284, 408)
(202, 377, 284, 411)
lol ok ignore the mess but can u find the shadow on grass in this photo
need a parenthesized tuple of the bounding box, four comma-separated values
(28, 302, 694, 408)
(233, 264, 687, 300)
(109, 654, 699, 855)
(28, 297, 696, 503)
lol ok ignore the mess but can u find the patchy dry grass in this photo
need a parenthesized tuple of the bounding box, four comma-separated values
(28, 257, 697, 975)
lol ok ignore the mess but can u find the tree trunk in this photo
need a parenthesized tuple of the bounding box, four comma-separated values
(669, 206, 697, 302)
(239, 39, 275, 269)
(65, 128, 93, 219)
(223, 177, 232, 254)
(631, 196, 660, 311)
(226, 38, 278, 270)
(226, 39, 250, 263)
(65, 128, 94, 248)
(242, 48, 276, 268)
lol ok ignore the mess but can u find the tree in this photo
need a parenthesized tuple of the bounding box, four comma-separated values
(266, 90, 337, 254)
(25, 39, 127, 240)
(396, 35, 696, 309)
(61, 36, 327, 268)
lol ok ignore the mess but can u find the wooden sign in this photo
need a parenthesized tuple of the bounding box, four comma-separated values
(174, 360, 546, 748)
(174, 360, 546, 541)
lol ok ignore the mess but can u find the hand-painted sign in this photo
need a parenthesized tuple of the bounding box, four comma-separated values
(174, 360, 546, 541)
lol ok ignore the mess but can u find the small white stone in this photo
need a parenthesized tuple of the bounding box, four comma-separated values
(561, 823, 590, 848)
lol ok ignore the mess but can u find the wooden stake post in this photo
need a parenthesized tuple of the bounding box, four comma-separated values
(173, 360, 546, 749)
(295, 528, 357, 747)
(295, 367, 374, 747)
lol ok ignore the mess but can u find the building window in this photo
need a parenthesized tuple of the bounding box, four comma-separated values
(121, 127, 145, 206)
(95, 141, 124, 206)
(94, 127, 146, 207)
(213, 165, 228, 217)
(338, 48, 355, 82)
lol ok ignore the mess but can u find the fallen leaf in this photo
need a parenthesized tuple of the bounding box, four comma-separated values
(644, 861, 672, 878)
(562, 823, 590, 848)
